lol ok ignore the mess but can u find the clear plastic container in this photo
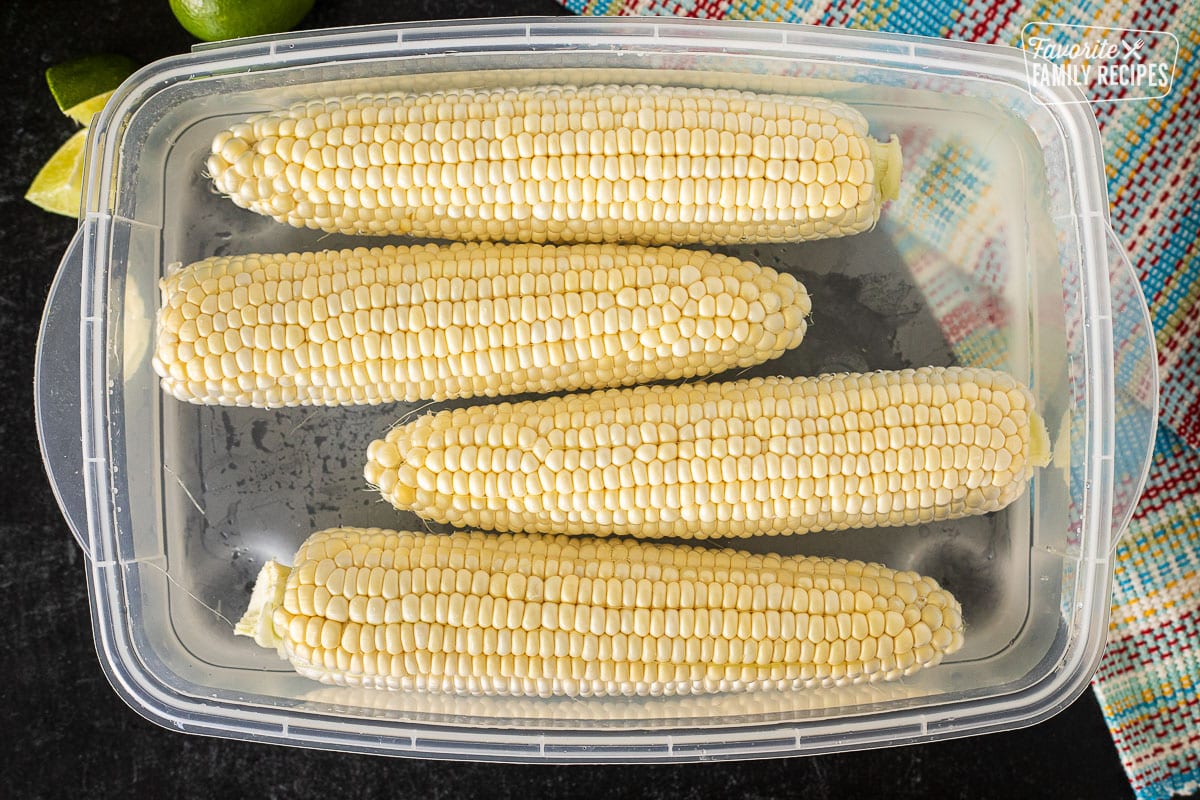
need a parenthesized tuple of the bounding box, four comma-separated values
(35, 17, 1157, 761)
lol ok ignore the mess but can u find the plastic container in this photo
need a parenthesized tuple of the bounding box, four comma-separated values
(36, 17, 1157, 761)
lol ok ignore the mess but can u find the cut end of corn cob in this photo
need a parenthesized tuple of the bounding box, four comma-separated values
(207, 84, 897, 246)
(239, 527, 964, 696)
(234, 559, 291, 652)
(151, 242, 810, 408)
(1029, 408, 1051, 469)
(367, 366, 1047, 539)
(870, 135, 902, 203)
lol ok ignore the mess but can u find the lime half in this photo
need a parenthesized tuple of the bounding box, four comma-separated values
(169, 0, 315, 42)
(46, 54, 136, 124)
(25, 129, 88, 217)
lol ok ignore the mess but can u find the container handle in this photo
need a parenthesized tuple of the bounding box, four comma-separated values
(1104, 225, 1158, 554)
(35, 221, 95, 558)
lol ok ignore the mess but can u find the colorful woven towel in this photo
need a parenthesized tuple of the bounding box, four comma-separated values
(557, 2, 1200, 798)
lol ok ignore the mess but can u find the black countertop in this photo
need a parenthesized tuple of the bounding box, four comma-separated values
(1, 2, 1147, 797)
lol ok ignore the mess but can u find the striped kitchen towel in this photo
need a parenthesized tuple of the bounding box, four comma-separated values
(557, 2, 1200, 798)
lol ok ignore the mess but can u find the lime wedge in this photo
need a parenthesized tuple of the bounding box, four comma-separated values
(65, 88, 118, 127)
(46, 54, 135, 124)
(25, 129, 88, 217)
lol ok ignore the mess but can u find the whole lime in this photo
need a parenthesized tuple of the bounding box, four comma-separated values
(168, 0, 315, 42)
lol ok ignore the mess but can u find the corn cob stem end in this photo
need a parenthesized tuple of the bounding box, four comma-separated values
(235, 560, 291, 655)
(1029, 409, 1051, 469)
(870, 135, 903, 202)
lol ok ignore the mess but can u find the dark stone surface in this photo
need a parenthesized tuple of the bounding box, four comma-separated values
(0, 1, 1148, 797)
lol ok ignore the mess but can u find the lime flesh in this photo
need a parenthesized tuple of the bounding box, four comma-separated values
(25, 129, 88, 217)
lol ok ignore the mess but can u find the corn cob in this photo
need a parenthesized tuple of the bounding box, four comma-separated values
(207, 84, 902, 246)
(236, 526, 964, 696)
(152, 242, 810, 408)
(366, 366, 1050, 539)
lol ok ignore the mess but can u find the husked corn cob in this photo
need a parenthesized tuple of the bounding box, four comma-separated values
(236, 526, 964, 696)
(366, 366, 1051, 539)
(152, 242, 810, 407)
(208, 84, 901, 246)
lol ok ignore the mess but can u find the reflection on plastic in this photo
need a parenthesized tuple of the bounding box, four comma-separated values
(299, 680, 926, 729)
